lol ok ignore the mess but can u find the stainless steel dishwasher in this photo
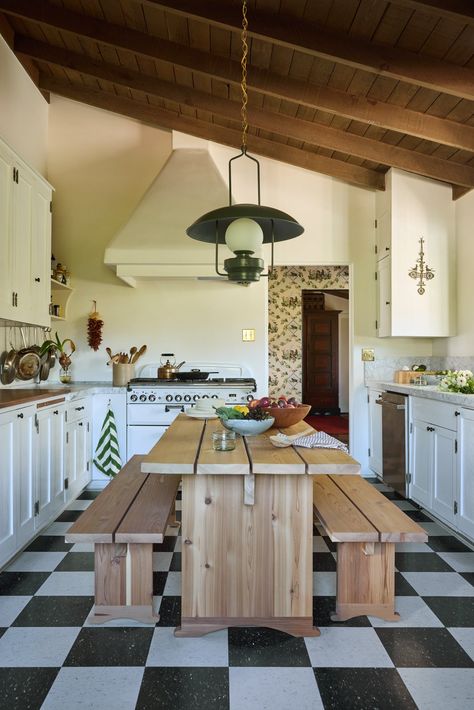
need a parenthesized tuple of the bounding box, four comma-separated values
(379, 391, 408, 497)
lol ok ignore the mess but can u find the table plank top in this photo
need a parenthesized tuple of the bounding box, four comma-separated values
(141, 414, 361, 476)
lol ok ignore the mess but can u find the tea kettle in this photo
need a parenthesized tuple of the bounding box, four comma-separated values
(158, 353, 185, 380)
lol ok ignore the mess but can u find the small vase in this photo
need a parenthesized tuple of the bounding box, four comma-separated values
(59, 367, 72, 384)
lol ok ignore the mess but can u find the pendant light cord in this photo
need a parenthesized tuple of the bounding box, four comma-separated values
(240, 0, 249, 152)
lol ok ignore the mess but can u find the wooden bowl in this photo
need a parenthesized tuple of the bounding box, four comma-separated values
(263, 404, 311, 428)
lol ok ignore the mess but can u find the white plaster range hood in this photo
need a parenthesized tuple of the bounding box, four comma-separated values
(104, 140, 233, 286)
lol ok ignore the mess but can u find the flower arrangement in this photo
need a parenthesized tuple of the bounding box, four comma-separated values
(439, 370, 474, 394)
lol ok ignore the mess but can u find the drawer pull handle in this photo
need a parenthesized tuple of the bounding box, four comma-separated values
(17, 412, 24, 419)
(53, 410, 59, 415)
(35, 277, 41, 282)
(455, 411, 460, 416)
(75, 406, 84, 411)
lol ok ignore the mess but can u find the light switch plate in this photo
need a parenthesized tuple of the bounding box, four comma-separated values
(362, 348, 375, 361)
(242, 329, 255, 342)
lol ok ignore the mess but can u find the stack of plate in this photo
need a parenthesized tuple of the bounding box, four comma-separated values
(186, 398, 225, 420)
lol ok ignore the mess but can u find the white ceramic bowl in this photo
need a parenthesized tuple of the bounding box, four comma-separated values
(220, 417, 275, 436)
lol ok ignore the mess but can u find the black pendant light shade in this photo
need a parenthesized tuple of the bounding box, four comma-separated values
(186, 203, 304, 244)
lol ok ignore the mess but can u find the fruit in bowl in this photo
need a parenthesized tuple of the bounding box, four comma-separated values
(215, 405, 275, 436)
(249, 395, 311, 428)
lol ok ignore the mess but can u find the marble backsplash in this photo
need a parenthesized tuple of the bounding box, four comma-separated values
(364, 357, 474, 383)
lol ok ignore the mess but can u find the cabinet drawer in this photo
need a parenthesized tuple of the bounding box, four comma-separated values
(66, 399, 90, 423)
(410, 397, 458, 430)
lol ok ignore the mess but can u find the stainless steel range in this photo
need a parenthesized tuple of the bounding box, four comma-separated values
(126, 362, 256, 457)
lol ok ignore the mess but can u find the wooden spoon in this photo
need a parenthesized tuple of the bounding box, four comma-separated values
(131, 344, 147, 363)
(129, 346, 137, 364)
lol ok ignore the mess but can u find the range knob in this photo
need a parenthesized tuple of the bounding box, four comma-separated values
(247, 394, 253, 402)
(130, 394, 138, 402)
(175, 394, 182, 402)
(139, 394, 147, 402)
(184, 394, 191, 402)
(193, 394, 200, 401)
(211, 394, 219, 399)
(166, 394, 173, 402)
(202, 394, 209, 399)
(148, 394, 156, 402)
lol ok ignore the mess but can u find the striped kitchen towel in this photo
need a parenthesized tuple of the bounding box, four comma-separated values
(293, 430, 348, 452)
(93, 408, 122, 478)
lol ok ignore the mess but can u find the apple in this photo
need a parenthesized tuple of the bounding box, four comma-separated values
(258, 396, 271, 408)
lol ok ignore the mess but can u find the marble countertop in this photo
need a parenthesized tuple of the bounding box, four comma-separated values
(366, 380, 474, 408)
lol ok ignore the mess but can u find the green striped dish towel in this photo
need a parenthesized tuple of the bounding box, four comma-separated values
(93, 408, 122, 478)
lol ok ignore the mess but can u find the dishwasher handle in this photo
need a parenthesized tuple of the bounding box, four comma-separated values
(378, 400, 406, 410)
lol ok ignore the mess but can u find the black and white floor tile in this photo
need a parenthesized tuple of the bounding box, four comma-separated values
(0, 481, 473, 709)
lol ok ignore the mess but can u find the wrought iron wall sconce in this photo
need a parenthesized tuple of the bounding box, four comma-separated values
(408, 237, 435, 295)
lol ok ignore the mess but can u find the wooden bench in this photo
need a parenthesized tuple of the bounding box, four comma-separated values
(313, 474, 428, 622)
(65, 455, 180, 624)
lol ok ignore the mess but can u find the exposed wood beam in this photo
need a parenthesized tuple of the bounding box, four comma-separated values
(20, 38, 474, 189)
(141, 0, 474, 100)
(389, 0, 474, 25)
(452, 185, 471, 200)
(13, 33, 474, 153)
(38, 75, 385, 192)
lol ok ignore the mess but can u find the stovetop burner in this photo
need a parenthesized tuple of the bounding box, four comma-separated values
(129, 377, 256, 388)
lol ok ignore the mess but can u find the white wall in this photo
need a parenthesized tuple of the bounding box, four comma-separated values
(433, 190, 474, 357)
(47, 97, 269, 391)
(0, 36, 48, 173)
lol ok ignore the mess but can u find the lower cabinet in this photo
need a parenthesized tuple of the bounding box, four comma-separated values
(457, 408, 474, 540)
(65, 398, 92, 502)
(409, 397, 474, 540)
(0, 396, 92, 570)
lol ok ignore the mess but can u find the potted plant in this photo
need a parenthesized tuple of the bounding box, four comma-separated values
(40, 332, 76, 383)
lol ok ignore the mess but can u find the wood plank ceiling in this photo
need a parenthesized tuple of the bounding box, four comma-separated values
(0, 0, 473, 196)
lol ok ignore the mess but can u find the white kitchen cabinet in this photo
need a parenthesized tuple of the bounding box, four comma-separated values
(0, 136, 52, 327)
(375, 169, 455, 338)
(65, 398, 92, 501)
(36, 403, 66, 529)
(457, 408, 474, 540)
(0, 405, 36, 568)
(92, 393, 127, 484)
(409, 397, 459, 530)
(368, 388, 383, 476)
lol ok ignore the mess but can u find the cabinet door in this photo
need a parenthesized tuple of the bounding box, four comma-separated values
(11, 164, 34, 321)
(410, 419, 432, 508)
(65, 417, 91, 501)
(457, 409, 474, 539)
(0, 411, 17, 567)
(368, 389, 383, 476)
(377, 257, 391, 337)
(36, 406, 65, 528)
(0, 143, 14, 319)
(16, 408, 36, 549)
(375, 210, 391, 261)
(30, 179, 52, 327)
(431, 425, 456, 525)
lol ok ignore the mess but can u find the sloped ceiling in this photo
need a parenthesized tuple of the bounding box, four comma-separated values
(0, 0, 473, 198)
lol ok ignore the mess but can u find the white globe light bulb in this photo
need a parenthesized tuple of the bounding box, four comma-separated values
(225, 218, 264, 254)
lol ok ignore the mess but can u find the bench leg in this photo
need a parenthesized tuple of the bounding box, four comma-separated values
(89, 542, 158, 624)
(331, 541, 400, 622)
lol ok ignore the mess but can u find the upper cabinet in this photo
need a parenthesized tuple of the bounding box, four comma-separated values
(0, 137, 52, 328)
(376, 169, 455, 338)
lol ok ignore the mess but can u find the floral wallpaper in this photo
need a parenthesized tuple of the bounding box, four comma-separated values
(268, 265, 349, 400)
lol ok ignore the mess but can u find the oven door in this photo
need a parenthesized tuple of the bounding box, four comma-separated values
(126, 403, 185, 457)
(127, 424, 169, 458)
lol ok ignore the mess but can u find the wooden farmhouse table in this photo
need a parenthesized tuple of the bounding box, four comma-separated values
(141, 415, 360, 637)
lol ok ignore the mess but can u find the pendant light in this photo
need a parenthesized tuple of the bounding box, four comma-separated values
(186, 0, 304, 285)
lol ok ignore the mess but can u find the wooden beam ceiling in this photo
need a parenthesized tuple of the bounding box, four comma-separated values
(8, 10, 474, 153)
(20, 38, 474, 189)
(389, 0, 474, 25)
(143, 1, 474, 100)
(0, 0, 472, 198)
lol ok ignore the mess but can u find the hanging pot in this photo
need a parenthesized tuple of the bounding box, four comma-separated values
(0, 348, 18, 385)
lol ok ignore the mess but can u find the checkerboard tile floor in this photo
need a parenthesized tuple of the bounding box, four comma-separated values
(0, 480, 473, 710)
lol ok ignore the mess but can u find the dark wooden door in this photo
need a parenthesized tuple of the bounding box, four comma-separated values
(303, 309, 341, 414)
